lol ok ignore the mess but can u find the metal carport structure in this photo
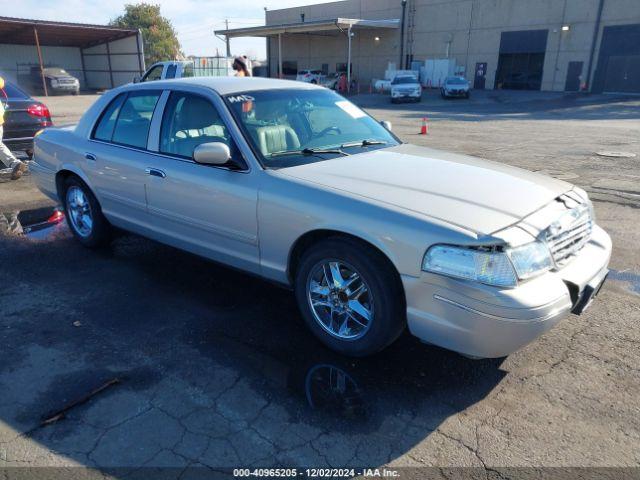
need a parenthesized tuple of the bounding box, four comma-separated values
(215, 18, 399, 90)
(0, 16, 145, 95)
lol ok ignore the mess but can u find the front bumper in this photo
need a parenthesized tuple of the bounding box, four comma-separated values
(403, 225, 612, 358)
(391, 90, 421, 101)
(444, 89, 468, 97)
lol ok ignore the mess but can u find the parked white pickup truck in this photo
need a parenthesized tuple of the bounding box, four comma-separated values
(135, 61, 195, 83)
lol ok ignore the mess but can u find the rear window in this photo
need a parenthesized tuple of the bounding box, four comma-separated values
(2, 82, 29, 100)
(93, 93, 127, 142)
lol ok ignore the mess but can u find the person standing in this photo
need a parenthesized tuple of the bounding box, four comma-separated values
(0, 77, 28, 180)
(232, 56, 251, 77)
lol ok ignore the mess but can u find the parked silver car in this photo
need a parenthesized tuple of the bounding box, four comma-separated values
(31, 77, 611, 358)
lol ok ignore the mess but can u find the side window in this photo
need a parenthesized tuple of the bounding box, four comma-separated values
(93, 93, 127, 142)
(182, 64, 194, 78)
(160, 92, 233, 159)
(165, 64, 177, 79)
(142, 65, 163, 82)
(111, 92, 161, 149)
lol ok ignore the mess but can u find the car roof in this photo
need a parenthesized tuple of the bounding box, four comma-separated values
(127, 76, 323, 95)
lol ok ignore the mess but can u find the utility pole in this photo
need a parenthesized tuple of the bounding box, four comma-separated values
(225, 19, 231, 57)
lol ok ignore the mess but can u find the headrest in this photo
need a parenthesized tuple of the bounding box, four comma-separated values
(178, 97, 218, 130)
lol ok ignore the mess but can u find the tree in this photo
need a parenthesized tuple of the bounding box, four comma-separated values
(110, 3, 181, 66)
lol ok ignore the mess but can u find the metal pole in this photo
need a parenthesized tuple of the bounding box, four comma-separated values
(137, 29, 147, 72)
(347, 25, 352, 92)
(79, 47, 88, 89)
(225, 19, 231, 57)
(105, 41, 114, 88)
(33, 26, 48, 97)
(278, 33, 283, 78)
(399, 0, 407, 69)
(135, 30, 143, 75)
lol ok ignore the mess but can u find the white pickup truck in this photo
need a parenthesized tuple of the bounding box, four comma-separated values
(135, 61, 195, 83)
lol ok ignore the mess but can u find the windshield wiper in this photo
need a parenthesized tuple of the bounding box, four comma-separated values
(340, 139, 388, 148)
(269, 147, 350, 158)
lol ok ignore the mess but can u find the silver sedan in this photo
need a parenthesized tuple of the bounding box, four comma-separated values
(31, 77, 611, 357)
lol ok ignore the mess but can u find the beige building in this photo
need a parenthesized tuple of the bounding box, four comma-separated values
(218, 0, 640, 93)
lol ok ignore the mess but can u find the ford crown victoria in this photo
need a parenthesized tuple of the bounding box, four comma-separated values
(31, 77, 611, 357)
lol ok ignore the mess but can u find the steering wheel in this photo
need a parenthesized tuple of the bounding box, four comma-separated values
(318, 126, 342, 136)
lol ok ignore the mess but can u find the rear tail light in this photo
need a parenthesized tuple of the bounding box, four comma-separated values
(27, 103, 53, 126)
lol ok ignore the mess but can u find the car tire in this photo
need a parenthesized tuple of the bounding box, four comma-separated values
(294, 237, 406, 357)
(62, 176, 111, 248)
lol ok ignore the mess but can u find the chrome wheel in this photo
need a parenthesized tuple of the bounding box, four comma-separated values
(66, 186, 93, 238)
(307, 260, 374, 340)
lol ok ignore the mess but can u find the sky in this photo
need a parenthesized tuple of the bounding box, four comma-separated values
(2, 0, 319, 59)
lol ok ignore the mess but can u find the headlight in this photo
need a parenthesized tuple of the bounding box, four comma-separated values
(507, 241, 553, 279)
(50, 79, 58, 87)
(423, 245, 518, 287)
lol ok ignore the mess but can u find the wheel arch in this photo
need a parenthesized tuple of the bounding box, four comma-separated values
(287, 229, 405, 303)
(55, 166, 91, 199)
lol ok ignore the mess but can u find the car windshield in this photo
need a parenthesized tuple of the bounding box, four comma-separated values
(392, 76, 417, 85)
(225, 88, 399, 169)
(446, 77, 467, 85)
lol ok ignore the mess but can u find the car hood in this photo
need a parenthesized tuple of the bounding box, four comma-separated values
(275, 143, 572, 235)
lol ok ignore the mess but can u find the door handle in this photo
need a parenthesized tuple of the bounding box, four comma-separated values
(85, 152, 96, 161)
(145, 167, 166, 178)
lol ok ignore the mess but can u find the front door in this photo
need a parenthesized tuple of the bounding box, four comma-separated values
(564, 61, 583, 91)
(474, 62, 487, 89)
(145, 90, 260, 273)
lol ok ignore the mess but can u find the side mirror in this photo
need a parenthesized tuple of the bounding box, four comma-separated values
(380, 120, 392, 132)
(193, 142, 232, 166)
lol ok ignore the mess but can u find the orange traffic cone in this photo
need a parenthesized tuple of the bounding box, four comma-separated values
(420, 117, 429, 135)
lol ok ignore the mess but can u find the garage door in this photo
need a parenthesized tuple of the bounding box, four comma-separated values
(603, 55, 640, 93)
(593, 24, 640, 93)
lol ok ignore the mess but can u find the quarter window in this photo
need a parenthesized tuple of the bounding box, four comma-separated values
(111, 92, 160, 149)
(160, 92, 233, 159)
(182, 64, 194, 78)
(93, 93, 126, 142)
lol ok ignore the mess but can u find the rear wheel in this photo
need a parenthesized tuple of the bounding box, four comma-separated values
(294, 238, 405, 357)
(62, 176, 111, 248)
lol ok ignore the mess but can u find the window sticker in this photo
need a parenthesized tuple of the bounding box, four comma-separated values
(228, 94, 255, 104)
(335, 100, 366, 119)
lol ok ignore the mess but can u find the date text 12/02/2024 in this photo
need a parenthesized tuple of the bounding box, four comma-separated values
(233, 468, 400, 478)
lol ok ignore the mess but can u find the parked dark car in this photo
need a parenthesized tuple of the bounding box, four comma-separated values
(2, 81, 52, 158)
(28, 67, 80, 95)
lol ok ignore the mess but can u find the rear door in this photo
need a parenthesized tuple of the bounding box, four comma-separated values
(143, 88, 260, 273)
(86, 90, 161, 228)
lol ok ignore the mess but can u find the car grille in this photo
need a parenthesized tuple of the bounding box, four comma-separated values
(58, 78, 76, 85)
(545, 202, 593, 267)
